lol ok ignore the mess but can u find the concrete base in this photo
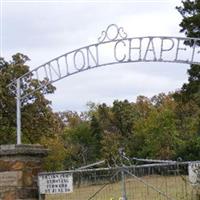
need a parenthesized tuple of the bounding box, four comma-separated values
(0, 144, 48, 200)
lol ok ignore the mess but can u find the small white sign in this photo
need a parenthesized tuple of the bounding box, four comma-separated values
(38, 173, 73, 194)
(188, 162, 200, 185)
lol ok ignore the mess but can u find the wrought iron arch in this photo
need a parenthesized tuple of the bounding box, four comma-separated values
(7, 24, 200, 144)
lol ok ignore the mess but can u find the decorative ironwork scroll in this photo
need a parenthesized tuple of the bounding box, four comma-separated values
(98, 24, 128, 42)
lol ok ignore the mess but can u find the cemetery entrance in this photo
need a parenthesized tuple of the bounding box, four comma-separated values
(39, 159, 200, 200)
(7, 24, 200, 200)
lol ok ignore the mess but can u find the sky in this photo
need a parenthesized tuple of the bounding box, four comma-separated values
(0, 0, 190, 111)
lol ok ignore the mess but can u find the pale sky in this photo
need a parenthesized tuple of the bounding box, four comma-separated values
(1, 0, 190, 111)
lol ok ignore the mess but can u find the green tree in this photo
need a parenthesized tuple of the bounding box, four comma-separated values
(100, 131, 122, 166)
(41, 135, 66, 171)
(175, 0, 200, 160)
(86, 101, 136, 162)
(176, 0, 200, 40)
(112, 100, 136, 138)
(175, 0, 200, 105)
(63, 122, 97, 168)
(128, 96, 154, 157)
(174, 100, 200, 160)
(134, 95, 180, 159)
(90, 115, 103, 158)
(0, 53, 63, 144)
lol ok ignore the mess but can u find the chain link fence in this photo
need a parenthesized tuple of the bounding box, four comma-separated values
(41, 161, 200, 200)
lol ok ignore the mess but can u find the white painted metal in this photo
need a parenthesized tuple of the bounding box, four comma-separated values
(7, 24, 200, 144)
(16, 79, 21, 145)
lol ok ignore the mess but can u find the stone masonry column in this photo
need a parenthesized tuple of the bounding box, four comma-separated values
(0, 144, 48, 200)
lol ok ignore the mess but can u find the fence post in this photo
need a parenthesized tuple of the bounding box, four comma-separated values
(16, 78, 21, 145)
(119, 148, 127, 200)
(121, 168, 127, 200)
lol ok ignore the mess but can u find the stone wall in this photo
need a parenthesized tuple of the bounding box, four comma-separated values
(0, 144, 48, 200)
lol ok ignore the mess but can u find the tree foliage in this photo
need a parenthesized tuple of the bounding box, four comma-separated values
(176, 0, 200, 39)
(59, 94, 200, 169)
(0, 53, 63, 144)
(175, 0, 200, 105)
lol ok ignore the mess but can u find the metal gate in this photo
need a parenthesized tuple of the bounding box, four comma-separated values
(43, 161, 199, 200)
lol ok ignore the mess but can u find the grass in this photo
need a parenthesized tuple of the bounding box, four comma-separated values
(45, 175, 198, 200)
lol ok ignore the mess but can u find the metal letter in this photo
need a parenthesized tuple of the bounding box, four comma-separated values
(128, 38, 142, 61)
(73, 49, 86, 71)
(86, 45, 99, 68)
(190, 39, 200, 63)
(175, 38, 187, 62)
(114, 40, 126, 62)
(48, 61, 62, 81)
(64, 54, 70, 75)
(144, 37, 157, 61)
(43, 64, 49, 80)
(159, 38, 174, 60)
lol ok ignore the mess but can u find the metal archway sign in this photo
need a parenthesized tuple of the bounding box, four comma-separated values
(8, 24, 200, 144)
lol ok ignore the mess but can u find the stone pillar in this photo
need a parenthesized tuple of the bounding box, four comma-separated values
(0, 144, 48, 200)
